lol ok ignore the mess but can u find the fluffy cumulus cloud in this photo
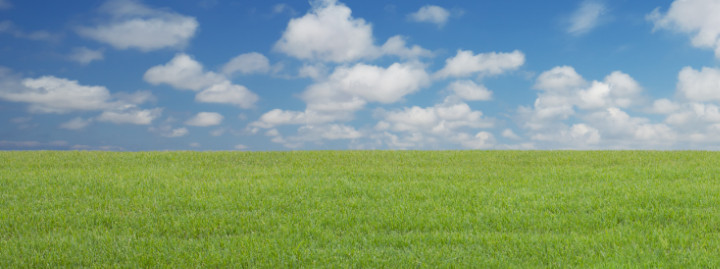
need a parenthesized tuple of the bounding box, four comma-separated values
(144, 54, 259, 108)
(77, 0, 198, 51)
(677, 66, 720, 102)
(274, 0, 428, 62)
(447, 80, 492, 101)
(185, 112, 223, 127)
(374, 98, 494, 149)
(435, 50, 525, 78)
(649, 0, 720, 58)
(274, 0, 376, 62)
(407, 5, 451, 27)
(522, 66, 642, 128)
(222, 52, 271, 75)
(517, 65, 700, 149)
(144, 54, 225, 91)
(195, 81, 258, 108)
(0, 67, 161, 126)
(96, 108, 162, 125)
(68, 47, 104, 64)
(2, 76, 114, 113)
(567, 1, 606, 35)
(305, 62, 430, 105)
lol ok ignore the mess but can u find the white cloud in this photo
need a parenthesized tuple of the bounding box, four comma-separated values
(68, 47, 104, 64)
(299, 124, 362, 140)
(380, 35, 433, 59)
(567, 1, 606, 35)
(60, 117, 93, 130)
(378, 98, 493, 135)
(274, 0, 428, 62)
(1, 75, 113, 113)
(534, 66, 587, 92)
(447, 80, 492, 101)
(457, 131, 496, 149)
(532, 123, 601, 147)
(145, 54, 259, 108)
(221, 52, 271, 75)
(77, 0, 198, 51)
(577, 71, 642, 110)
(185, 112, 223, 127)
(407, 5, 451, 27)
(435, 50, 525, 78)
(144, 53, 225, 91)
(649, 98, 680, 114)
(195, 81, 258, 108)
(649, 0, 720, 58)
(677, 66, 720, 102)
(274, 0, 376, 62)
(166, 127, 188, 137)
(502, 129, 521, 140)
(97, 108, 162, 125)
(305, 62, 430, 106)
(298, 63, 328, 80)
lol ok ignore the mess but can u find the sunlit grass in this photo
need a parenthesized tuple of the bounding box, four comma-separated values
(1, 151, 720, 267)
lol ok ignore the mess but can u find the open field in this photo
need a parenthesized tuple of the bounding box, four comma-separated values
(1, 151, 720, 267)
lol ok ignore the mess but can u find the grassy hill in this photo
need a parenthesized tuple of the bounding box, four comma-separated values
(2, 151, 719, 267)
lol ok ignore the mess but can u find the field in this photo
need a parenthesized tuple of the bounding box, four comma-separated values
(1, 151, 720, 267)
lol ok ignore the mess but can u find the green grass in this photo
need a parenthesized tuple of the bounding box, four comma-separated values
(2, 151, 720, 267)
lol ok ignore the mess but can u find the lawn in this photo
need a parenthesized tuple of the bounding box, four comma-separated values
(1, 151, 720, 267)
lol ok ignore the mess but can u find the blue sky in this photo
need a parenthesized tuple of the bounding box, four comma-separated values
(2, 0, 720, 150)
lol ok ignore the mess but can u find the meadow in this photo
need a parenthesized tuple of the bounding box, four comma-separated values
(1, 150, 720, 267)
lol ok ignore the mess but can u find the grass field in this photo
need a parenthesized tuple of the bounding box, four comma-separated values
(1, 151, 720, 267)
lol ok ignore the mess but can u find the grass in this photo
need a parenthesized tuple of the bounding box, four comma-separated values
(1, 150, 720, 267)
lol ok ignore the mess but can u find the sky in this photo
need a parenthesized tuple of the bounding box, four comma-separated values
(2, 0, 720, 151)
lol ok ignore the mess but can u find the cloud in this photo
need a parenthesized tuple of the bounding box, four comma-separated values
(0, 67, 162, 126)
(60, 117, 93, 130)
(567, 1, 607, 35)
(407, 5, 451, 27)
(304, 62, 430, 106)
(145, 54, 259, 108)
(371, 98, 495, 149)
(144, 53, 225, 91)
(77, 0, 198, 51)
(96, 108, 162, 125)
(0, 20, 57, 41)
(274, 0, 428, 62)
(377, 98, 493, 135)
(274, 0, 376, 62)
(221, 52, 271, 75)
(649, 0, 720, 58)
(677, 66, 720, 102)
(68, 47, 104, 64)
(185, 112, 223, 127)
(379, 35, 433, 59)
(434, 50, 525, 79)
(195, 81, 258, 108)
(447, 80, 492, 101)
(533, 65, 587, 92)
(1, 75, 113, 113)
(502, 129, 521, 140)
